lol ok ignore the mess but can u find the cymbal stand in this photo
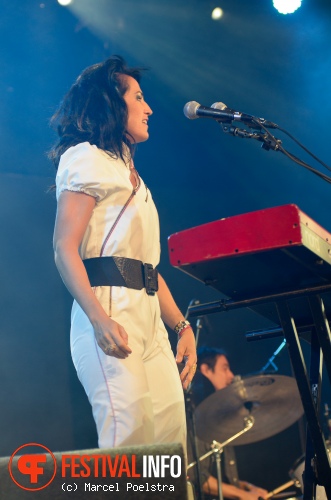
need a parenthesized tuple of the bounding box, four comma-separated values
(184, 298, 203, 347)
(195, 318, 203, 347)
(185, 388, 204, 500)
(211, 442, 223, 500)
(187, 416, 255, 500)
(185, 299, 205, 500)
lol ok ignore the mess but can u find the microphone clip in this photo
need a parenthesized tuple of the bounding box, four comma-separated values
(221, 124, 254, 139)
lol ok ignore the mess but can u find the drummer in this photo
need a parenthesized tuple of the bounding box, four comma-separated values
(188, 346, 268, 500)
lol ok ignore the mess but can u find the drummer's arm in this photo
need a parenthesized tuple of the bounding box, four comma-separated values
(203, 476, 267, 499)
(203, 476, 243, 499)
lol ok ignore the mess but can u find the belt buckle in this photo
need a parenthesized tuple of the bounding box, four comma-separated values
(144, 263, 158, 296)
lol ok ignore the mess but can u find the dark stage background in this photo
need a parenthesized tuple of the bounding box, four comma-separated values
(1, 0, 331, 492)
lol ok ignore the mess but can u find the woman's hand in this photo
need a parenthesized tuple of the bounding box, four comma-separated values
(92, 315, 132, 359)
(156, 274, 197, 389)
(176, 328, 197, 389)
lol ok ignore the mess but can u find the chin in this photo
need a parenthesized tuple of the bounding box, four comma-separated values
(127, 134, 149, 144)
(137, 134, 149, 143)
(132, 130, 150, 143)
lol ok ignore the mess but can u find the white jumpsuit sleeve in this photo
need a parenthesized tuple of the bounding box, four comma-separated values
(56, 142, 114, 201)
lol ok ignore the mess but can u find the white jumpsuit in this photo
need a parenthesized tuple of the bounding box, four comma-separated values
(56, 142, 186, 450)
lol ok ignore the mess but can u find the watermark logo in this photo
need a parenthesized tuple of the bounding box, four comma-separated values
(8, 443, 57, 491)
(8, 444, 182, 493)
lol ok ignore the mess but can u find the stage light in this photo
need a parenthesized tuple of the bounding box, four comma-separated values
(211, 7, 224, 20)
(58, 0, 72, 6)
(273, 0, 302, 14)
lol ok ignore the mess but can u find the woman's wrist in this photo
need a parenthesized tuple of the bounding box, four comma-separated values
(173, 319, 192, 338)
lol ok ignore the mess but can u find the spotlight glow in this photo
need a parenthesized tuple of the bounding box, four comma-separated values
(211, 7, 224, 20)
(58, 0, 72, 6)
(273, 0, 302, 14)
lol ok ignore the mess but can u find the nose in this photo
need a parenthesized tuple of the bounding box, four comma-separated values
(145, 102, 153, 116)
(228, 370, 235, 383)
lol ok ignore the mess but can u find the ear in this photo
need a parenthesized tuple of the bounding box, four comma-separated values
(199, 363, 211, 378)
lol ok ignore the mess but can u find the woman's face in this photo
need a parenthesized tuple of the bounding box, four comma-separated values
(121, 75, 153, 144)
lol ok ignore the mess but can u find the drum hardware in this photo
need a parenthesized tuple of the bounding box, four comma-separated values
(187, 416, 255, 500)
(184, 298, 206, 500)
(194, 374, 304, 446)
(187, 416, 254, 471)
(187, 480, 196, 500)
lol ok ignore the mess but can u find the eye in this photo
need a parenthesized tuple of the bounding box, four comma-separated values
(136, 93, 144, 101)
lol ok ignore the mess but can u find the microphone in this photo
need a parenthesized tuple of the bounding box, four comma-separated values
(183, 100, 254, 123)
(211, 101, 236, 113)
(183, 101, 278, 128)
(212, 101, 278, 128)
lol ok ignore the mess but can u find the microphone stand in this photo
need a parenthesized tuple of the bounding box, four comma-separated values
(218, 119, 331, 184)
(220, 123, 281, 151)
(258, 338, 287, 374)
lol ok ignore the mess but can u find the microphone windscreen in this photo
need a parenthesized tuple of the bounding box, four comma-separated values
(183, 101, 200, 119)
(211, 101, 227, 110)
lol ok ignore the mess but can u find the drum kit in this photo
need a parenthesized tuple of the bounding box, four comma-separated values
(188, 373, 330, 500)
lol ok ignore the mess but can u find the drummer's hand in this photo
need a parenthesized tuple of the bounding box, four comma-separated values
(175, 327, 197, 390)
(93, 315, 132, 359)
(239, 481, 268, 500)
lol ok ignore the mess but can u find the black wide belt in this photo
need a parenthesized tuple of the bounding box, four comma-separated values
(83, 256, 159, 296)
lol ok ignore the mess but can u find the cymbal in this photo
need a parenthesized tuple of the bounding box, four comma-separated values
(194, 374, 304, 446)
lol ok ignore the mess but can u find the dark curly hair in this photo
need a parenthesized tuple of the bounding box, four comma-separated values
(196, 346, 228, 371)
(49, 55, 145, 169)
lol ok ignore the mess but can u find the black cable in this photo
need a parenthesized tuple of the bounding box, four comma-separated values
(276, 125, 331, 173)
(278, 145, 331, 184)
(250, 118, 331, 184)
